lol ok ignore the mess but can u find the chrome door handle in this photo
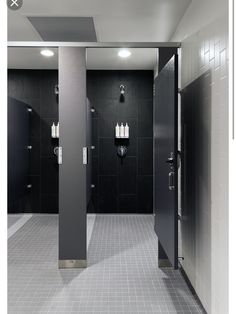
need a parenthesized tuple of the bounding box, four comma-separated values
(168, 171, 175, 190)
(83, 147, 88, 165)
(58, 146, 62, 165)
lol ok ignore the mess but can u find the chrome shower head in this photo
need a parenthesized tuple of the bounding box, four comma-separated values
(120, 85, 125, 95)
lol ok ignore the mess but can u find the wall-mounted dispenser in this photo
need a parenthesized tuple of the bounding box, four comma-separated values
(115, 123, 120, 138)
(120, 123, 124, 137)
(51, 123, 56, 138)
(115, 122, 129, 139)
(51, 122, 59, 138)
(56, 122, 59, 138)
(115, 122, 129, 158)
(124, 123, 129, 138)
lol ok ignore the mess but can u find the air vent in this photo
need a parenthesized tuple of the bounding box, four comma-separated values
(27, 17, 97, 42)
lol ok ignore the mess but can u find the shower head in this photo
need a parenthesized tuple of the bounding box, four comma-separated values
(120, 85, 125, 95)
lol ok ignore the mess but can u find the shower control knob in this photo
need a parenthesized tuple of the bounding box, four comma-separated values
(166, 157, 174, 164)
(117, 145, 127, 158)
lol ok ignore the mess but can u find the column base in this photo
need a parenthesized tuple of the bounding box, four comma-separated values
(58, 259, 87, 269)
(158, 240, 173, 268)
(158, 258, 172, 268)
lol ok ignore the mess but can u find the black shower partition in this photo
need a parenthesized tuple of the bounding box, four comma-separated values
(154, 55, 179, 269)
(8, 70, 59, 213)
(8, 97, 29, 213)
(86, 99, 92, 206)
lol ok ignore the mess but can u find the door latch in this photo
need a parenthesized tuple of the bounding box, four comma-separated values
(166, 152, 174, 165)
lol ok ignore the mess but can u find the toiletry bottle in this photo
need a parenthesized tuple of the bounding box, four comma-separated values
(120, 123, 124, 138)
(115, 123, 120, 138)
(125, 123, 129, 138)
(56, 122, 60, 138)
(51, 123, 56, 138)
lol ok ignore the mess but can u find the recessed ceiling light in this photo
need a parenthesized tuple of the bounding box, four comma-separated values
(40, 49, 54, 57)
(118, 49, 131, 58)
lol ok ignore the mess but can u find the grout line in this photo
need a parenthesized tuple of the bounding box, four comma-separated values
(8, 214, 33, 239)
(87, 214, 96, 249)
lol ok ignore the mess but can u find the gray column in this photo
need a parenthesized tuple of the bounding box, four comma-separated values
(58, 47, 87, 268)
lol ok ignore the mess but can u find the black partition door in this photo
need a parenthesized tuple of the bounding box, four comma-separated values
(8, 97, 29, 212)
(154, 55, 178, 269)
(86, 98, 92, 206)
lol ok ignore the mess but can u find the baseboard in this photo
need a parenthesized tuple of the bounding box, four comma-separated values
(179, 264, 208, 314)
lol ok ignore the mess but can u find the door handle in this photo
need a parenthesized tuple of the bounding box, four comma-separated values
(83, 147, 88, 165)
(58, 146, 62, 165)
(168, 171, 175, 190)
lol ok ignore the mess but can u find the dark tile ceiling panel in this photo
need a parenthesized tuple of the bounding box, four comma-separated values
(27, 17, 97, 42)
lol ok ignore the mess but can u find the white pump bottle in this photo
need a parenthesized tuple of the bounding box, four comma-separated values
(124, 123, 129, 138)
(51, 123, 56, 138)
(120, 123, 124, 138)
(115, 123, 120, 138)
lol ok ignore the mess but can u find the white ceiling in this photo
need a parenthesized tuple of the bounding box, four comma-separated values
(8, 0, 191, 69)
(8, 0, 191, 42)
(8, 47, 157, 70)
(8, 47, 58, 69)
(87, 48, 157, 70)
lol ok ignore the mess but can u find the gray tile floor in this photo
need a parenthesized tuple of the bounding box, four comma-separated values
(8, 214, 205, 314)
(8, 214, 23, 228)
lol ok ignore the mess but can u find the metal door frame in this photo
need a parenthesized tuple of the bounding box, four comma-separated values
(8, 42, 180, 48)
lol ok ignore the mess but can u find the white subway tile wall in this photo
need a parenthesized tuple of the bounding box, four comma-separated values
(180, 15, 228, 314)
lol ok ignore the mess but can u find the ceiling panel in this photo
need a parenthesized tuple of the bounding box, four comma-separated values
(8, 0, 191, 42)
(27, 17, 97, 42)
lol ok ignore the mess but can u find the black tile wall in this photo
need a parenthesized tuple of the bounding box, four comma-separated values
(8, 69, 153, 214)
(99, 176, 118, 213)
(28, 175, 41, 213)
(119, 195, 137, 213)
(138, 138, 153, 175)
(41, 194, 58, 214)
(29, 138, 40, 175)
(87, 70, 153, 214)
(41, 157, 58, 194)
(118, 157, 137, 194)
(137, 175, 153, 213)
(8, 70, 59, 213)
